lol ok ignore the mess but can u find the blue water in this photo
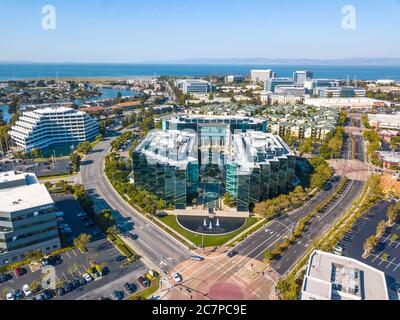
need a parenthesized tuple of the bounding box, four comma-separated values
(0, 63, 399, 81)
(0, 105, 11, 123)
(73, 88, 138, 106)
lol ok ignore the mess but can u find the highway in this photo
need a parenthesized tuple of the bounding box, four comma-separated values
(232, 132, 366, 276)
(80, 135, 191, 273)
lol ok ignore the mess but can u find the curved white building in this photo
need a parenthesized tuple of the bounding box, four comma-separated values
(9, 107, 99, 151)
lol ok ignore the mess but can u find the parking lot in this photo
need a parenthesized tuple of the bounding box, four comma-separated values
(340, 200, 400, 292)
(0, 158, 70, 177)
(0, 193, 150, 300)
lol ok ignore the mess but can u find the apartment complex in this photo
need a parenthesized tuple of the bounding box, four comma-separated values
(0, 171, 61, 267)
(266, 105, 338, 140)
(9, 107, 99, 151)
(132, 115, 296, 213)
(174, 79, 213, 94)
(301, 251, 389, 300)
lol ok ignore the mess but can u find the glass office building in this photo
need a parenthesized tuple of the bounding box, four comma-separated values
(132, 116, 296, 213)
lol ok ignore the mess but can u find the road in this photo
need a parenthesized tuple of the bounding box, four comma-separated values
(80, 135, 191, 273)
(232, 132, 367, 276)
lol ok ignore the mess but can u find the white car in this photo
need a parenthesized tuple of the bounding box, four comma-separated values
(172, 272, 182, 283)
(6, 293, 14, 300)
(22, 284, 32, 297)
(83, 273, 93, 283)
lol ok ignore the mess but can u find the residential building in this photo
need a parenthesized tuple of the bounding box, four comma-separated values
(274, 86, 305, 96)
(250, 70, 275, 83)
(293, 71, 313, 86)
(301, 251, 389, 300)
(0, 171, 61, 267)
(132, 115, 296, 213)
(9, 107, 99, 151)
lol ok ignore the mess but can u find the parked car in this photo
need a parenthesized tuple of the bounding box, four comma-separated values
(14, 290, 24, 300)
(22, 284, 32, 297)
(62, 282, 73, 293)
(0, 273, 11, 283)
(83, 273, 93, 283)
(78, 277, 87, 286)
(56, 288, 65, 297)
(34, 294, 45, 301)
(42, 289, 53, 300)
(71, 279, 81, 289)
(137, 276, 150, 288)
(172, 272, 182, 283)
(76, 212, 87, 218)
(123, 283, 136, 294)
(116, 256, 127, 262)
(85, 221, 95, 228)
(14, 267, 25, 278)
(6, 293, 14, 300)
(111, 291, 124, 300)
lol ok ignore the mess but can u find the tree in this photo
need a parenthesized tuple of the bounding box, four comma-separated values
(363, 236, 377, 258)
(95, 134, 103, 141)
(387, 205, 399, 226)
(264, 250, 275, 263)
(70, 152, 81, 173)
(31, 148, 41, 158)
(376, 220, 386, 240)
(74, 233, 92, 252)
(298, 138, 313, 156)
(77, 141, 93, 155)
(26, 249, 44, 263)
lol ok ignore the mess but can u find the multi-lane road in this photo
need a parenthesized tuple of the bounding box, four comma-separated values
(232, 132, 367, 276)
(80, 135, 191, 273)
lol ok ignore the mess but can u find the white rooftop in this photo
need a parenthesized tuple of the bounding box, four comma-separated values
(0, 172, 53, 213)
(301, 251, 389, 300)
(136, 130, 198, 169)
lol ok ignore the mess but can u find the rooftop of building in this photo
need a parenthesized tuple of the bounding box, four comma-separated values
(0, 171, 54, 213)
(135, 130, 198, 169)
(301, 251, 389, 300)
(231, 131, 294, 174)
(166, 114, 266, 125)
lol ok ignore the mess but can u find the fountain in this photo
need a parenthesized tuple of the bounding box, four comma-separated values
(204, 219, 207, 227)
(216, 218, 220, 227)
(209, 222, 213, 230)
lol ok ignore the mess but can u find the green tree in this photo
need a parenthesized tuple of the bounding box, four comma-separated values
(31, 148, 41, 158)
(363, 236, 377, 258)
(387, 205, 399, 226)
(70, 152, 81, 173)
(77, 141, 93, 154)
(74, 233, 92, 252)
(376, 220, 386, 240)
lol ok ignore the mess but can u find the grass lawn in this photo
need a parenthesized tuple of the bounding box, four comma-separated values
(158, 215, 260, 247)
(38, 173, 76, 181)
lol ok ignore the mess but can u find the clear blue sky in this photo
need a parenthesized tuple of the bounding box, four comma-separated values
(0, 0, 399, 62)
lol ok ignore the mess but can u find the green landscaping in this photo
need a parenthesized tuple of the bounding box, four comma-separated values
(108, 234, 140, 262)
(127, 276, 160, 300)
(158, 215, 260, 247)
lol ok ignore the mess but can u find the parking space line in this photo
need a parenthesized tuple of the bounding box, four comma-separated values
(394, 263, 400, 272)
(387, 258, 397, 269)
(372, 253, 381, 263)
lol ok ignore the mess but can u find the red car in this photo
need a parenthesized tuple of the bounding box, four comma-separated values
(14, 267, 25, 278)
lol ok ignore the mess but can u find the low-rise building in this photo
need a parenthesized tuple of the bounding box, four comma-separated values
(0, 171, 61, 267)
(368, 114, 400, 130)
(301, 250, 389, 300)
